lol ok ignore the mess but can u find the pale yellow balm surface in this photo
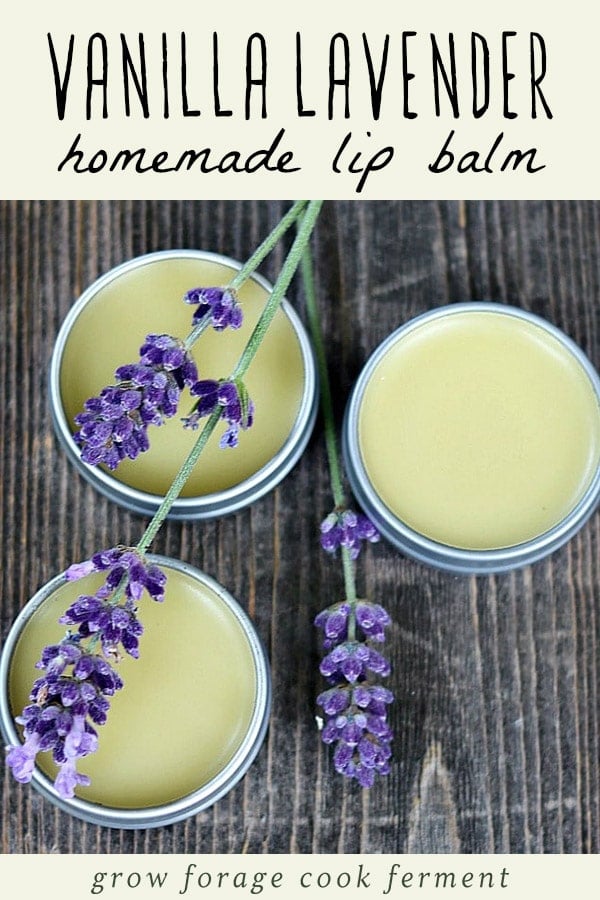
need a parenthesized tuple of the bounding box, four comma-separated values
(60, 257, 305, 495)
(359, 310, 600, 550)
(9, 567, 257, 808)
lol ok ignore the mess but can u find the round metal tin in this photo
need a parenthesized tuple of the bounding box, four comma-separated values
(0, 555, 271, 829)
(48, 250, 318, 520)
(343, 302, 600, 575)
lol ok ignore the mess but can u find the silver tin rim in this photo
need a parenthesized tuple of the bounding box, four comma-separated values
(48, 249, 318, 520)
(0, 554, 271, 829)
(343, 302, 600, 575)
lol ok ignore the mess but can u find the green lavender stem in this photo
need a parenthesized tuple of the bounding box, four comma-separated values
(233, 201, 323, 377)
(136, 201, 323, 555)
(300, 244, 359, 634)
(183, 315, 211, 352)
(300, 246, 345, 510)
(136, 406, 222, 554)
(229, 200, 309, 291)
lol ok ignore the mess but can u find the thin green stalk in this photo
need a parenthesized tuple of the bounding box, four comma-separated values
(300, 244, 358, 617)
(229, 201, 309, 291)
(183, 315, 211, 351)
(341, 546, 358, 612)
(300, 247, 345, 509)
(136, 407, 221, 554)
(135, 201, 323, 557)
(232, 201, 323, 378)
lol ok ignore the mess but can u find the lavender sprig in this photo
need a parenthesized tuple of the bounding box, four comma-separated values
(300, 244, 393, 788)
(313, 581, 393, 787)
(6, 549, 164, 798)
(74, 200, 310, 470)
(315, 600, 393, 786)
(6, 201, 324, 800)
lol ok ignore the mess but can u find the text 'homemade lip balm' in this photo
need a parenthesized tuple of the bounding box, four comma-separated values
(3, 558, 270, 827)
(50, 250, 317, 519)
(343, 303, 600, 573)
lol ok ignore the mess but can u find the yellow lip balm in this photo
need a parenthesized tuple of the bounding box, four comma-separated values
(347, 304, 600, 569)
(59, 254, 305, 498)
(8, 562, 264, 811)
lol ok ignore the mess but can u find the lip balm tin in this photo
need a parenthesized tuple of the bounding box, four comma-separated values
(342, 302, 600, 574)
(48, 249, 318, 520)
(0, 555, 271, 829)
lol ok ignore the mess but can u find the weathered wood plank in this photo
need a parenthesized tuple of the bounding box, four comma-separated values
(0, 200, 599, 854)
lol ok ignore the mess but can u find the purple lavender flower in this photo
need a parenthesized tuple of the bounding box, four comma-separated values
(320, 509, 380, 560)
(64, 547, 167, 603)
(320, 642, 391, 682)
(315, 592, 393, 787)
(73, 334, 197, 470)
(354, 601, 391, 642)
(60, 596, 144, 659)
(314, 602, 351, 650)
(61, 547, 166, 658)
(5, 734, 41, 783)
(183, 286, 243, 331)
(5, 547, 166, 799)
(6, 644, 116, 798)
(314, 600, 391, 649)
(182, 378, 254, 449)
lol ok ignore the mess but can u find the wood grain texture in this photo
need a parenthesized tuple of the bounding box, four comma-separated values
(0, 200, 599, 854)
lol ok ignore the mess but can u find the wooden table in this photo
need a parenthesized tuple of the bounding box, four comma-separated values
(1, 200, 598, 854)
